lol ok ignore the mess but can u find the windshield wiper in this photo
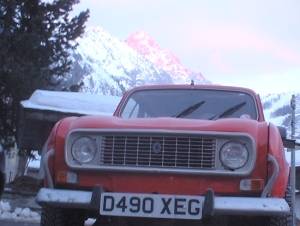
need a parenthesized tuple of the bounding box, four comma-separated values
(174, 101, 206, 118)
(209, 101, 247, 120)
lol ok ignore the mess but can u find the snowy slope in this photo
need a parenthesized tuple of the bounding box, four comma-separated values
(262, 92, 300, 166)
(262, 92, 300, 133)
(126, 31, 208, 84)
(263, 92, 293, 128)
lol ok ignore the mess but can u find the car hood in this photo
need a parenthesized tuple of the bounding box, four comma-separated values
(66, 116, 268, 139)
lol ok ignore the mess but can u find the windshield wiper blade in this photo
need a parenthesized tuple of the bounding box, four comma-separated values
(174, 101, 206, 118)
(209, 101, 247, 120)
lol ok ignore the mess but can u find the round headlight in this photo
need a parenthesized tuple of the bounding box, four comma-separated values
(71, 136, 97, 164)
(220, 141, 248, 170)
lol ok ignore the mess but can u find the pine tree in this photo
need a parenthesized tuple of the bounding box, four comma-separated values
(0, 0, 89, 149)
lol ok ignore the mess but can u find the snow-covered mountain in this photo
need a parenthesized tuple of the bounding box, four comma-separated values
(69, 27, 173, 95)
(64, 27, 208, 96)
(126, 31, 207, 84)
(262, 92, 300, 138)
(262, 92, 300, 166)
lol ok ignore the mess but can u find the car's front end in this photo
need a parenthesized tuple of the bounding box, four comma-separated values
(37, 85, 291, 226)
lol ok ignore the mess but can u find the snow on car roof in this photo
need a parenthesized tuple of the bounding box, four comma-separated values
(20, 90, 121, 116)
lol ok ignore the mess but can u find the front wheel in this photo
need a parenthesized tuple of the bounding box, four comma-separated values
(41, 206, 86, 226)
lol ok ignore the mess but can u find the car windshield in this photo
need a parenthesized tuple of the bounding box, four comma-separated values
(121, 89, 257, 120)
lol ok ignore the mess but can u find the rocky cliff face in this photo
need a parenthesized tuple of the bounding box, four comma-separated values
(126, 31, 208, 84)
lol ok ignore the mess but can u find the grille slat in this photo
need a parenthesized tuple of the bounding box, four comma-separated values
(100, 134, 216, 170)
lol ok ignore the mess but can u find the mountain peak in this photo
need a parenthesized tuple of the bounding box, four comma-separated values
(68, 26, 174, 95)
(126, 31, 160, 55)
(126, 31, 207, 84)
(127, 30, 153, 41)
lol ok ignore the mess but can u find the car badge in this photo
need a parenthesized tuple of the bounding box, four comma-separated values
(152, 142, 162, 154)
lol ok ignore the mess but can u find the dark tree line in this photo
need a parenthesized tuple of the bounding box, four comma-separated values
(0, 0, 89, 149)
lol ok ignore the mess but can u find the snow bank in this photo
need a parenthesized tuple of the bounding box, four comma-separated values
(21, 90, 121, 116)
(85, 218, 96, 226)
(285, 151, 300, 167)
(27, 151, 41, 170)
(0, 201, 40, 223)
(0, 201, 97, 225)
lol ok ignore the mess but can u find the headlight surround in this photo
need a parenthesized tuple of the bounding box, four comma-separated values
(220, 141, 249, 170)
(71, 136, 97, 164)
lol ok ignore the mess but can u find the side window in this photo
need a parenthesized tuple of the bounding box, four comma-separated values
(122, 98, 139, 118)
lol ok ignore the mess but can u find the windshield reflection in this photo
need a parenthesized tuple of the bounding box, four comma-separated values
(121, 89, 257, 120)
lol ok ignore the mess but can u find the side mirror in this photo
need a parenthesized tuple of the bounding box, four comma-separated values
(277, 126, 287, 140)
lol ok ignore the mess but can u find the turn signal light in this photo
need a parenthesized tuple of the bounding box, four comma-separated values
(240, 179, 264, 192)
(56, 171, 78, 184)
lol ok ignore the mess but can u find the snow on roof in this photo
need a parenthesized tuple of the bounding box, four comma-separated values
(21, 90, 121, 116)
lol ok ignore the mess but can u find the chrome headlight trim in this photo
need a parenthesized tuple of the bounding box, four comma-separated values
(71, 136, 97, 164)
(219, 141, 249, 170)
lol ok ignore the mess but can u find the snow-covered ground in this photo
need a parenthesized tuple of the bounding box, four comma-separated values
(0, 201, 40, 223)
(0, 200, 97, 225)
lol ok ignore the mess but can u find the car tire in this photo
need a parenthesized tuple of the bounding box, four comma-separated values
(269, 183, 293, 226)
(41, 206, 86, 226)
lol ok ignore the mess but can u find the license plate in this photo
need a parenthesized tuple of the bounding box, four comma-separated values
(100, 192, 203, 220)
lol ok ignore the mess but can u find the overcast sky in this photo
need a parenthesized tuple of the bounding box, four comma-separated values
(74, 0, 300, 95)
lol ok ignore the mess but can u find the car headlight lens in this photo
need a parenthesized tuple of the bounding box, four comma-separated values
(71, 136, 97, 164)
(220, 141, 249, 169)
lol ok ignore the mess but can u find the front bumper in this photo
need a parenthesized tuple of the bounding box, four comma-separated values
(36, 188, 290, 217)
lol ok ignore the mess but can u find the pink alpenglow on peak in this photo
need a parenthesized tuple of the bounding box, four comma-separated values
(126, 31, 208, 84)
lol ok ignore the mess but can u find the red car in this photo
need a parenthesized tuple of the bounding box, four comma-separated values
(37, 85, 292, 226)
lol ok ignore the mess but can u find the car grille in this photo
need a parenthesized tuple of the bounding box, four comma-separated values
(100, 134, 216, 170)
